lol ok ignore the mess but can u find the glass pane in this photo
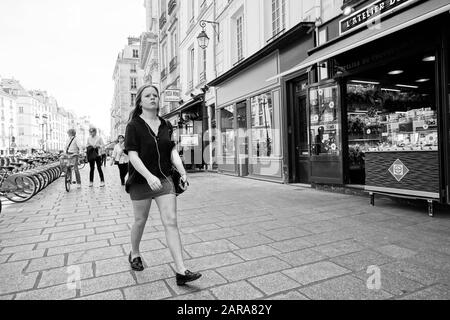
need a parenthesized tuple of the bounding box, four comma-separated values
(220, 105, 235, 157)
(310, 84, 340, 155)
(251, 93, 274, 158)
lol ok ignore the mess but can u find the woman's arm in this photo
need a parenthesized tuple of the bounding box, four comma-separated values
(171, 149, 187, 181)
(128, 151, 162, 189)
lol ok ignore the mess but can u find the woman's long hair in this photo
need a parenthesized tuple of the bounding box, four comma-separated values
(128, 84, 160, 122)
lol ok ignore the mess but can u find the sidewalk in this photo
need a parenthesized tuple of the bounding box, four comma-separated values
(0, 165, 449, 300)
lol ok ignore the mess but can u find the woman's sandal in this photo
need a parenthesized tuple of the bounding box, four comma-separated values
(128, 252, 144, 271)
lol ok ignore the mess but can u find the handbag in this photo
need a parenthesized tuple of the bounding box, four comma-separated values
(171, 165, 189, 196)
(87, 146, 99, 162)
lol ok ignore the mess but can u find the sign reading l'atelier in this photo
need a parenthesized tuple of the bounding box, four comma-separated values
(339, 0, 419, 35)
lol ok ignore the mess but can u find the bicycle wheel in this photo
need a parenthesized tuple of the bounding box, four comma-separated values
(65, 168, 71, 192)
(4, 175, 36, 203)
(78, 161, 85, 170)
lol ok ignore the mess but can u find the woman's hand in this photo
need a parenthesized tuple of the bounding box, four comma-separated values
(146, 175, 162, 191)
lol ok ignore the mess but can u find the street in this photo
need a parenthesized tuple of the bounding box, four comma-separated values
(0, 166, 450, 300)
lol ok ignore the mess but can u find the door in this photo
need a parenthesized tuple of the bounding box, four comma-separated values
(294, 93, 310, 183)
(237, 101, 249, 177)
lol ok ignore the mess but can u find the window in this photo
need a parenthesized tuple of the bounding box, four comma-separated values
(131, 64, 137, 73)
(188, 0, 196, 21)
(171, 31, 177, 59)
(19, 127, 24, 136)
(131, 94, 136, 106)
(220, 106, 235, 158)
(188, 46, 195, 88)
(236, 15, 244, 62)
(130, 77, 137, 90)
(310, 84, 340, 156)
(132, 49, 139, 58)
(162, 42, 168, 70)
(251, 93, 276, 158)
(0, 97, 3, 107)
(272, 0, 286, 36)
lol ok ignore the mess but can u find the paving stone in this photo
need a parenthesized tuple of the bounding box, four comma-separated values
(134, 264, 175, 284)
(80, 272, 136, 296)
(248, 272, 301, 295)
(27, 255, 65, 272)
(47, 240, 109, 256)
(0, 294, 15, 300)
(184, 239, 239, 258)
(75, 290, 124, 300)
(211, 281, 264, 300)
(42, 224, 85, 235)
(300, 231, 353, 246)
(85, 220, 117, 228)
(0, 234, 49, 247)
(183, 252, 244, 271)
(228, 233, 274, 249)
(399, 284, 450, 300)
(141, 248, 182, 267)
(216, 257, 290, 282)
(0, 263, 38, 295)
(38, 263, 94, 288)
(282, 261, 351, 285)
(373, 244, 417, 259)
(36, 236, 86, 250)
(265, 291, 310, 300)
(268, 237, 314, 253)
(166, 270, 228, 295)
(15, 283, 77, 300)
(121, 239, 166, 253)
(0, 228, 43, 240)
(123, 280, 172, 300)
(403, 251, 450, 272)
(299, 275, 393, 300)
(9, 249, 46, 262)
(50, 229, 95, 241)
(68, 245, 125, 264)
(234, 245, 281, 261)
(0, 254, 10, 263)
(181, 224, 222, 234)
(353, 269, 424, 296)
(277, 248, 327, 267)
(0, 243, 36, 254)
(383, 261, 448, 286)
(96, 224, 129, 234)
(330, 250, 395, 272)
(312, 239, 367, 258)
(87, 233, 115, 242)
(264, 227, 312, 241)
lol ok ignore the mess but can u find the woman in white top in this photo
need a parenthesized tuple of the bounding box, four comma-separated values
(86, 127, 105, 187)
(111, 134, 129, 186)
(66, 129, 83, 188)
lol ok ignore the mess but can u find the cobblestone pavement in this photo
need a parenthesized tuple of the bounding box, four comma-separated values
(1, 166, 450, 300)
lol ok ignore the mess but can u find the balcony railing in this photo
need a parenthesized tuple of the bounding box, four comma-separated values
(188, 80, 194, 91)
(169, 56, 177, 72)
(161, 68, 167, 80)
(159, 12, 167, 29)
(168, 0, 177, 15)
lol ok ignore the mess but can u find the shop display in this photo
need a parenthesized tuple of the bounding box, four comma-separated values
(310, 85, 340, 156)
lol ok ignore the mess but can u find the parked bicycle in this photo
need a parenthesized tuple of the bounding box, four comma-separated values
(59, 154, 78, 192)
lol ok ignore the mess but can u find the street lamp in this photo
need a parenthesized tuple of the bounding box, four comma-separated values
(197, 20, 219, 49)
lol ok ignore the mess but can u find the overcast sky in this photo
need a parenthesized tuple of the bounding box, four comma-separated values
(0, 0, 146, 134)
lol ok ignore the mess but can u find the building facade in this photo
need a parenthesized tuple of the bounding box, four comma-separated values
(272, 0, 450, 210)
(141, 0, 160, 88)
(0, 88, 17, 155)
(111, 37, 145, 140)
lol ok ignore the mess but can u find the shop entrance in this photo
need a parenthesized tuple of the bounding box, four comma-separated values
(293, 83, 310, 183)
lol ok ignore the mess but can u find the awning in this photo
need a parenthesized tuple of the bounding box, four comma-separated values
(162, 94, 204, 120)
(267, 0, 450, 81)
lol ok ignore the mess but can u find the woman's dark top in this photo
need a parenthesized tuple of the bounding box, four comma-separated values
(124, 116, 175, 193)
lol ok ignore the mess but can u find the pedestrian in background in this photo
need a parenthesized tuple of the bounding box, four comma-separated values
(124, 84, 201, 286)
(101, 148, 107, 167)
(65, 129, 83, 189)
(111, 135, 129, 186)
(86, 127, 105, 187)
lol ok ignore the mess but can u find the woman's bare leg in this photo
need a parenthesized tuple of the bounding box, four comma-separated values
(131, 199, 152, 258)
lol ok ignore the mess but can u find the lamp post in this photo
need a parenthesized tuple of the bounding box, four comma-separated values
(9, 125, 13, 155)
(197, 20, 219, 49)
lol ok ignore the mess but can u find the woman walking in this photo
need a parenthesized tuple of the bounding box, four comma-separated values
(65, 129, 83, 189)
(86, 127, 105, 187)
(124, 84, 201, 286)
(111, 135, 129, 186)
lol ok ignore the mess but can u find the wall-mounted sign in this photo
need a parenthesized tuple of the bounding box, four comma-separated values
(180, 134, 199, 147)
(339, 0, 418, 35)
(164, 89, 180, 102)
(388, 159, 409, 182)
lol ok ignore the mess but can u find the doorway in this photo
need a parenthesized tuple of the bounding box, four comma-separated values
(293, 82, 310, 184)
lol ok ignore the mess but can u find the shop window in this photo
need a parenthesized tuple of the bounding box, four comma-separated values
(346, 51, 437, 184)
(220, 106, 235, 158)
(250, 93, 275, 158)
(310, 84, 340, 156)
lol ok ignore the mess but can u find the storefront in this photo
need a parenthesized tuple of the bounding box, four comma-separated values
(162, 94, 207, 170)
(275, 0, 450, 213)
(209, 22, 314, 182)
